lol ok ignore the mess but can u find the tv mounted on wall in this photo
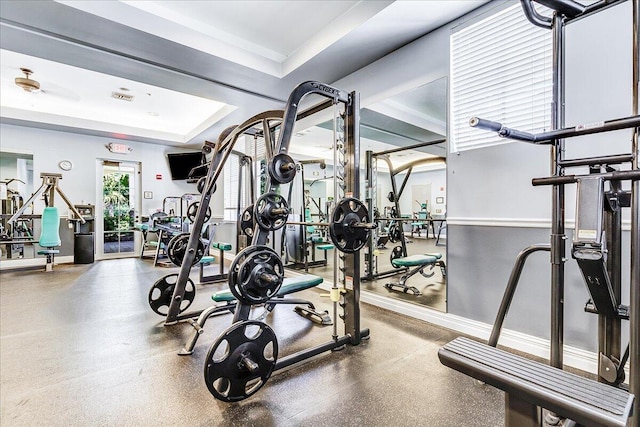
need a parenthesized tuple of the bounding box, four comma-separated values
(166, 152, 204, 181)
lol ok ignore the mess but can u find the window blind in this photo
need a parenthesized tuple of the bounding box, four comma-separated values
(450, 4, 552, 153)
(224, 153, 240, 221)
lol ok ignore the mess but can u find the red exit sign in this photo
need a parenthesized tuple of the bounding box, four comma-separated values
(107, 143, 131, 154)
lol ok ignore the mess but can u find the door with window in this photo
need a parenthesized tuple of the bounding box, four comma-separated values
(97, 160, 141, 258)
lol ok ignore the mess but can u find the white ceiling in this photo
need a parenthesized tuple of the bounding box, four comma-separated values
(0, 0, 487, 153)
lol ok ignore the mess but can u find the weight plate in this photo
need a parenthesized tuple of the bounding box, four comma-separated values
(254, 192, 289, 231)
(228, 246, 283, 304)
(196, 177, 217, 195)
(186, 202, 212, 224)
(388, 224, 403, 243)
(167, 233, 205, 266)
(148, 274, 196, 316)
(390, 245, 403, 267)
(328, 198, 370, 253)
(238, 205, 255, 238)
(204, 320, 278, 402)
(268, 153, 297, 184)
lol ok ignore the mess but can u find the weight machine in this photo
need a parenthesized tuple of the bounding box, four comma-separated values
(440, 1, 640, 426)
(364, 141, 446, 281)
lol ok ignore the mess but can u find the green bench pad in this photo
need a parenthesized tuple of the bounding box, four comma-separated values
(211, 242, 232, 251)
(391, 254, 438, 268)
(199, 256, 215, 264)
(212, 274, 323, 302)
(38, 249, 60, 255)
(425, 252, 443, 260)
(317, 244, 334, 250)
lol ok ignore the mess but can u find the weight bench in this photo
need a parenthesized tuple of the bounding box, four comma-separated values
(199, 241, 231, 283)
(178, 274, 331, 355)
(385, 253, 446, 295)
(439, 337, 634, 427)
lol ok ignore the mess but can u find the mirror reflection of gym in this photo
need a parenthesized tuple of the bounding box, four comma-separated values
(286, 77, 448, 312)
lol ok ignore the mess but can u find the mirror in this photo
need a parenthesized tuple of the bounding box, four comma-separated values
(286, 77, 448, 313)
(0, 150, 35, 260)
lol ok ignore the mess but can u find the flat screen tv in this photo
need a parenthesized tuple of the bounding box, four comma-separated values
(167, 152, 204, 180)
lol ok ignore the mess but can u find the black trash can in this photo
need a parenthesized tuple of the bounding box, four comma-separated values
(74, 233, 95, 264)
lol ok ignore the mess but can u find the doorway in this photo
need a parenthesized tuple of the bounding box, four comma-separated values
(97, 160, 141, 259)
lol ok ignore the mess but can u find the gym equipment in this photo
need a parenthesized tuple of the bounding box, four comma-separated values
(204, 320, 278, 402)
(238, 205, 255, 238)
(268, 153, 296, 184)
(179, 274, 331, 356)
(384, 253, 446, 295)
(37, 206, 61, 272)
(186, 202, 211, 224)
(148, 273, 196, 316)
(166, 233, 205, 266)
(228, 246, 284, 305)
(440, 2, 639, 426)
(199, 81, 369, 402)
(8, 173, 85, 226)
(198, 241, 232, 284)
(253, 192, 289, 231)
(328, 198, 375, 253)
(363, 144, 446, 282)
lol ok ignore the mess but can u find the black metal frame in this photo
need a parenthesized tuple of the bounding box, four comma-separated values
(363, 140, 446, 281)
(457, 0, 640, 425)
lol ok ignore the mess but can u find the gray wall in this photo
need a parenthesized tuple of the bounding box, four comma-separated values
(446, 1, 633, 352)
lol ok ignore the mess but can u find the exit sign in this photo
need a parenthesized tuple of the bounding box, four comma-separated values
(107, 143, 132, 154)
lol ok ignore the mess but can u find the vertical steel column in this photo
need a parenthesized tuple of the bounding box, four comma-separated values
(629, 1, 639, 425)
(365, 150, 375, 280)
(344, 91, 362, 344)
(549, 12, 566, 369)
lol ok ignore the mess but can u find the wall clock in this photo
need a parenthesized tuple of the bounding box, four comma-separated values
(58, 160, 73, 171)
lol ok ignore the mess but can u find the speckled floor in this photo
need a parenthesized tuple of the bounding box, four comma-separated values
(1, 258, 503, 426)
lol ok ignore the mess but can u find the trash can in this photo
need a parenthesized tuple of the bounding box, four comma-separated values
(74, 233, 94, 264)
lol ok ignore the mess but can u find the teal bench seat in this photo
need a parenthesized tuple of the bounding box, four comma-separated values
(199, 256, 215, 264)
(316, 244, 334, 251)
(212, 274, 323, 303)
(211, 242, 232, 251)
(391, 254, 438, 268)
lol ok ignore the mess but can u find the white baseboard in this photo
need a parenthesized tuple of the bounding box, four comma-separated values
(0, 255, 74, 271)
(314, 279, 605, 375)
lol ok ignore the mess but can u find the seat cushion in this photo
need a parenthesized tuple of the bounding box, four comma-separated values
(39, 207, 61, 247)
(391, 254, 438, 268)
(212, 274, 323, 302)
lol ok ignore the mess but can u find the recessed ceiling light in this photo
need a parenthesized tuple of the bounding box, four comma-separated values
(147, 112, 160, 117)
(119, 87, 130, 92)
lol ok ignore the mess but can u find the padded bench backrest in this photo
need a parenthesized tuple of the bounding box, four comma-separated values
(39, 207, 61, 248)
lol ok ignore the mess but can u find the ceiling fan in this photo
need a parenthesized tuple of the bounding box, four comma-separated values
(14, 68, 40, 92)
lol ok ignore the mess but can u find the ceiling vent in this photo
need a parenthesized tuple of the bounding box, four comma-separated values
(15, 68, 40, 92)
(111, 91, 134, 102)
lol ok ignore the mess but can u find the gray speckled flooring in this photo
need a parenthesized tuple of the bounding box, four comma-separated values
(1, 258, 503, 426)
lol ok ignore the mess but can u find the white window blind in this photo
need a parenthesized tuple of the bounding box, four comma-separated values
(224, 154, 240, 221)
(450, 4, 552, 153)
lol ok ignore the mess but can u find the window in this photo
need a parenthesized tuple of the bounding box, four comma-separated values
(223, 154, 241, 221)
(450, 4, 552, 153)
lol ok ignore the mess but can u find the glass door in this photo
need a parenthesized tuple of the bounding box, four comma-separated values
(98, 160, 141, 258)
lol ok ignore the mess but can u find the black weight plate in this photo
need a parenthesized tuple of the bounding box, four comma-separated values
(204, 320, 278, 402)
(148, 274, 196, 316)
(167, 233, 205, 266)
(228, 246, 283, 304)
(187, 202, 212, 224)
(328, 198, 370, 253)
(238, 205, 255, 237)
(388, 224, 403, 243)
(254, 192, 288, 231)
(390, 245, 403, 267)
(268, 153, 296, 184)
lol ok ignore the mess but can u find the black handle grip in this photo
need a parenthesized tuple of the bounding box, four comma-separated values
(469, 117, 503, 132)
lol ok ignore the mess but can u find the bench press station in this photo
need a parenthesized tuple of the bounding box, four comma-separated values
(385, 252, 446, 295)
(178, 274, 331, 355)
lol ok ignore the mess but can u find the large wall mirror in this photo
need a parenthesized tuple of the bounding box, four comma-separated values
(0, 150, 35, 260)
(285, 77, 448, 313)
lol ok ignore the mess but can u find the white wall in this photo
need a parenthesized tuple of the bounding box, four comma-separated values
(0, 124, 222, 218)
